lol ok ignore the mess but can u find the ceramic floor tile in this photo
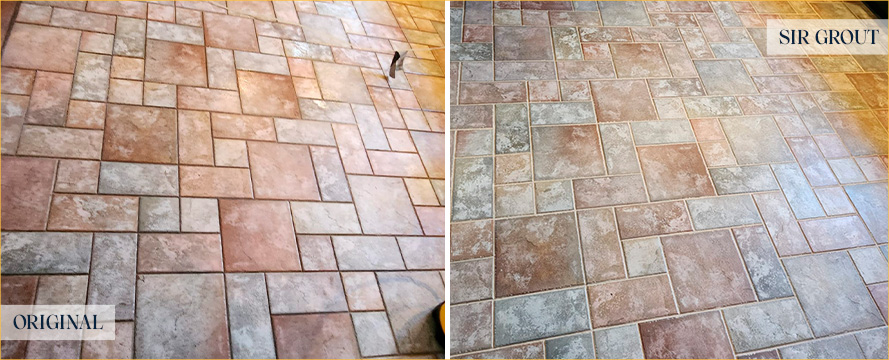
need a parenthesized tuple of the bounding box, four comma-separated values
(494, 213, 584, 297)
(662, 230, 756, 312)
(639, 311, 735, 359)
(638, 144, 716, 201)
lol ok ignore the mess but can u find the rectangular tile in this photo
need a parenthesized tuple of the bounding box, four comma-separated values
(799, 215, 874, 252)
(1, 232, 91, 274)
(732, 226, 794, 300)
(266, 272, 348, 314)
(588, 275, 677, 327)
(225, 273, 276, 359)
(771, 163, 825, 219)
(710, 165, 780, 195)
(494, 288, 590, 346)
(615, 201, 693, 239)
(687, 195, 762, 230)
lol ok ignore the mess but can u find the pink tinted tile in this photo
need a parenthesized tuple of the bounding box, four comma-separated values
(237, 71, 300, 118)
(47, 194, 138, 231)
(1, 156, 56, 230)
(615, 201, 693, 239)
(640, 311, 734, 359)
(66, 100, 105, 129)
(529, 81, 560, 102)
(55, 159, 99, 194)
(204, 12, 258, 52)
(178, 110, 213, 165)
(103, 105, 177, 164)
(638, 144, 716, 201)
(662, 230, 756, 312)
(137, 234, 223, 272)
(4, 24, 80, 73)
(591, 80, 656, 122)
(699, 141, 737, 167)
(26, 71, 73, 126)
(248, 142, 320, 200)
(177, 86, 241, 113)
(144, 40, 207, 87)
(416, 207, 445, 235)
(219, 199, 300, 272)
(179, 166, 253, 198)
(689, 118, 724, 141)
(588, 275, 677, 327)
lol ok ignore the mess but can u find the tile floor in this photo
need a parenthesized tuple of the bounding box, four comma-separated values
(450, 1, 888, 359)
(1, 1, 445, 358)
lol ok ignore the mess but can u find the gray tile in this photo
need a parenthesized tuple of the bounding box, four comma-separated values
(454, 343, 544, 359)
(494, 26, 554, 61)
(845, 182, 889, 244)
(71, 52, 111, 101)
(624, 237, 666, 277)
(687, 195, 761, 230)
(545, 333, 595, 359)
(599, 123, 640, 174)
(453, 157, 494, 221)
(552, 27, 582, 60)
(495, 183, 535, 217)
(113, 17, 146, 57)
(850, 247, 888, 284)
(451, 301, 493, 355)
(772, 163, 825, 219)
(494, 61, 557, 80)
(451, 258, 493, 304)
(461, 62, 494, 81)
(397, 237, 445, 270)
(732, 226, 794, 300)
(631, 120, 695, 145)
(599, 1, 650, 26)
(493, 288, 590, 346)
(711, 43, 761, 58)
(341, 272, 384, 311)
(331, 236, 405, 271)
(788, 94, 833, 135)
(529, 102, 596, 125)
(452, 43, 494, 61)
(180, 198, 220, 233)
(778, 334, 865, 359)
(723, 299, 813, 353)
(87, 233, 137, 320)
(266, 272, 348, 314)
(378, 271, 444, 353)
(138, 197, 179, 232)
(783, 252, 884, 337)
(828, 158, 866, 184)
(710, 165, 780, 195)
(290, 202, 362, 234)
(535, 180, 574, 213)
(683, 96, 743, 117)
(225, 273, 276, 359)
(1, 232, 92, 274)
(711, 2, 743, 27)
(352, 312, 397, 357)
(135, 274, 229, 358)
(98, 162, 179, 196)
(594, 325, 644, 359)
(695, 60, 757, 95)
(574, 174, 647, 208)
(721, 116, 794, 165)
(495, 104, 530, 154)
(855, 327, 888, 359)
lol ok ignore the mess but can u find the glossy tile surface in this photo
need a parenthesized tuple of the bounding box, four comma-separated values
(450, 1, 888, 358)
(1, 1, 445, 358)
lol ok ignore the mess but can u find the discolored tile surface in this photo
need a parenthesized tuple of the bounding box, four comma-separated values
(637, 144, 715, 201)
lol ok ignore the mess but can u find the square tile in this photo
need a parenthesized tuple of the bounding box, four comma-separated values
(248, 142, 320, 200)
(591, 80, 657, 122)
(103, 104, 177, 163)
(237, 70, 300, 118)
(135, 274, 229, 358)
(637, 144, 716, 201)
(494, 213, 584, 297)
(219, 200, 300, 272)
(531, 125, 605, 180)
(662, 230, 757, 312)
(144, 39, 207, 87)
(639, 311, 734, 359)
(611, 43, 671, 78)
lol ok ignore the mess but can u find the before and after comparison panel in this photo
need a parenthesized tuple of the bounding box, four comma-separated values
(0, 1, 887, 359)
